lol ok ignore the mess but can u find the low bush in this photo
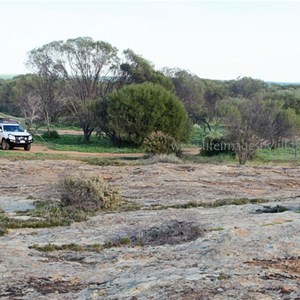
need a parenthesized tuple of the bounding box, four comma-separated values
(255, 205, 289, 214)
(143, 131, 180, 155)
(42, 130, 60, 139)
(200, 133, 234, 157)
(130, 220, 204, 246)
(0, 176, 124, 236)
(60, 173, 122, 211)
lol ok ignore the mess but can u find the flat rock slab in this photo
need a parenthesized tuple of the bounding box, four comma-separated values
(0, 196, 35, 213)
(0, 158, 300, 299)
(0, 159, 299, 208)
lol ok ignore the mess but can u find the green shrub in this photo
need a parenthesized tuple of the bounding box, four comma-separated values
(60, 173, 122, 211)
(201, 133, 234, 157)
(143, 131, 180, 155)
(98, 83, 190, 146)
(42, 130, 60, 139)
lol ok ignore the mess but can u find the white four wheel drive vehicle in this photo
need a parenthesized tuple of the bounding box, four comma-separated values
(0, 118, 33, 151)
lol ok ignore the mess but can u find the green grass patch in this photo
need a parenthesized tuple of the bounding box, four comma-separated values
(83, 157, 131, 166)
(30, 237, 132, 253)
(256, 145, 299, 163)
(207, 197, 265, 207)
(149, 198, 268, 211)
(209, 227, 225, 232)
(29, 242, 103, 253)
(189, 124, 300, 165)
(183, 144, 300, 166)
(183, 153, 236, 165)
(43, 124, 81, 131)
(0, 151, 70, 160)
(34, 134, 142, 154)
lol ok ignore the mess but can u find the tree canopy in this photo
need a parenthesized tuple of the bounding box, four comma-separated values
(120, 49, 174, 91)
(0, 36, 299, 159)
(27, 37, 120, 141)
(219, 97, 300, 164)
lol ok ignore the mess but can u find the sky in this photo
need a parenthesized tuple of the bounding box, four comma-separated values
(1, 0, 300, 82)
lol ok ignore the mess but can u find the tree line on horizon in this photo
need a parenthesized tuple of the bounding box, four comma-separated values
(0, 37, 299, 163)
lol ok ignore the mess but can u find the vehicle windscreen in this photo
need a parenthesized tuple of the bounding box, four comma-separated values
(3, 125, 24, 132)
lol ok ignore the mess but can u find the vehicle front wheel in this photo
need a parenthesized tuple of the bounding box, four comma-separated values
(24, 144, 31, 151)
(1, 139, 9, 150)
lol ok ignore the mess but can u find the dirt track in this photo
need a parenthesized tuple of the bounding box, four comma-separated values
(9, 144, 144, 157)
(12, 143, 198, 158)
(28, 144, 145, 157)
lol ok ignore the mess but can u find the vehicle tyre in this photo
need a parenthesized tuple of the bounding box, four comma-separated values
(1, 139, 9, 150)
(24, 144, 31, 151)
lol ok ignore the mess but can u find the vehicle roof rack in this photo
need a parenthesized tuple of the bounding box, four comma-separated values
(0, 118, 19, 124)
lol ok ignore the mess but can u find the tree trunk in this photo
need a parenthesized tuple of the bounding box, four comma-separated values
(83, 128, 92, 143)
(45, 112, 51, 137)
(238, 152, 247, 165)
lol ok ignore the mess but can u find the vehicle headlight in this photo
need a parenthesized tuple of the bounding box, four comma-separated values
(8, 134, 15, 141)
(28, 135, 33, 141)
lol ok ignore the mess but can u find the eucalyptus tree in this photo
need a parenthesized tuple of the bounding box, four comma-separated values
(27, 37, 120, 142)
(26, 45, 63, 135)
(10, 75, 43, 131)
(120, 49, 174, 91)
(269, 88, 300, 115)
(0, 78, 24, 117)
(164, 68, 211, 129)
(220, 98, 299, 164)
(226, 76, 267, 99)
(0, 79, 12, 114)
(203, 79, 227, 121)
